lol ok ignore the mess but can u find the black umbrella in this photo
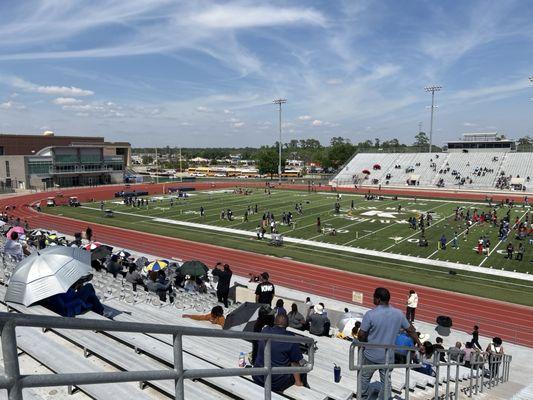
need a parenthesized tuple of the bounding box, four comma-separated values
(179, 260, 208, 277)
(91, 245, 113, 261)
(223, 302, 274, 331)
(135, 256, 148, 268)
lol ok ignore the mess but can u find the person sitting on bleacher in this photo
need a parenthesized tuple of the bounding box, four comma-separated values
(306, 304, 330, 337)
(253, 314, 309, 392)
(125, 264, 145, 291)
(45, 279, 104, 317)
(106, 254, 122, 278)
(146, 271, 173, 301)
(288, 303, 306, 330)
(183, 306, 225, 327)
(3, 231, 25, 261)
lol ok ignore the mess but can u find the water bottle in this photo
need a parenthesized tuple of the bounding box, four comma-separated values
(333, 363, 341, 383)
(238, 352, 246, 368)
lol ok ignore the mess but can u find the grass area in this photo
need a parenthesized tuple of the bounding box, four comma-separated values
(43, 188, 533, 306)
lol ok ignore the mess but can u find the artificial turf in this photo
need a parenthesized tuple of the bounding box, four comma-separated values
(43, 188, 533, 306)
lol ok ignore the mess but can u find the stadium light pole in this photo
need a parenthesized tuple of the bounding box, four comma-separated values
(424, 85, 442, 153)
(273, 98, 287, 183)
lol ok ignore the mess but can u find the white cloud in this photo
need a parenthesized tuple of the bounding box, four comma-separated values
(326, 78, 342, 85)
(0, 100, 26, 110)
(7, 76, 94, 96)
(463, 122, 477, 127)
(196, 106, 212, 112)
(312, 119, 323, 126)
(53, 97, 82, 105)
(298, 115, 312, 120)
(223, 109, 233, 114)
(192, 5, 326, 29)
(233, 121, 245, 128)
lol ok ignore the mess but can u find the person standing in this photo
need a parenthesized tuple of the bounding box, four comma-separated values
(471, 325, 482, 350)
(316, 217, 321, 233)
(85, 226, 93, 242)
(212, 263, 232, 308)
(255, 272, 275, 306)
(358, 287, 421, 399)
(406, 290, 418, 323)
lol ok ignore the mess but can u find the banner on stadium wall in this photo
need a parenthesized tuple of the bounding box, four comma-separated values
(352, 291, 363, 304)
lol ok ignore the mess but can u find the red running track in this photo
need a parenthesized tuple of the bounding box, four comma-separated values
(2, 182, 533, 348)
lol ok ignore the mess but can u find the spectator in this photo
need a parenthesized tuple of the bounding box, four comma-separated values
(255, 272, 275, 306)
(414, 342, 435, 376)
(125, 264, 144, 291)
(306, 304, 330, 337)
(506, 243, 514, 259)
(318, 302, 328, 317)
(147, 271, 173, 301)
(85, 226, 93, 242)
(196, 277, 208, 294)
(406, 290, 418, 322)
(3, 231, 24, 261)
(183, 276, 198, 292)
(341, 307, 351, 321)
(183, 306, 225, 327)
(516, 243, 524, 261)
(288, 303, 306, 330)
(358, 287, 421, 399)
(471, 325, 482, 350)
(448, 342, 463, 362)
(274, 299, 287, 315)
(106, 255, 122, 278)
(212, 263, 232, 308)
(253, 314, 308, 392)
(486, 337, 504, 378)
(463, 342, 476, 368)
(434, 337, 446, 362)
(251, 306, 275, 365)
(394, 329, 415, 364)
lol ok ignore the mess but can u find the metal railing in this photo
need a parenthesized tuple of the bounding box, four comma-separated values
(349, 341, 512, 400)
(0, 312, 315, 400)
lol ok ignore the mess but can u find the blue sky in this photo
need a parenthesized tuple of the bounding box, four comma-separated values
(0, 0, 532, 147)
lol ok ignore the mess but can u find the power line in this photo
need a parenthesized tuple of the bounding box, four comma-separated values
(424, 85, 442, 153)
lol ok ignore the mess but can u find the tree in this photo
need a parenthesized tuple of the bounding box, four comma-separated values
(374, 138, 380, 148)
(413, 132, 429, 147)
(517, 136, 532, 146)
(256, 146, 284, 178)
(142, 155, 154, 165)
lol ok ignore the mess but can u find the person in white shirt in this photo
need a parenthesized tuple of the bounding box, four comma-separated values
(4, 231, 23, 261)
(406, 290, 418, 322)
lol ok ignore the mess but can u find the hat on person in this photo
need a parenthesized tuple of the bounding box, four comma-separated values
(419, 333, 430, 342)
(314, 304, 324, 314)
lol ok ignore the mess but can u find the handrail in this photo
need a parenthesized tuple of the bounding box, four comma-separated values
(348, 340, 512, 400)
(0, 312, 315, 400)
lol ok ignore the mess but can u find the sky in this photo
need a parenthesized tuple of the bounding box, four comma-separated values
(0, 0, 532, 148)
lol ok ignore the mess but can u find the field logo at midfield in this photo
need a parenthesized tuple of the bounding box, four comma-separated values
(360, 210, 398, 219)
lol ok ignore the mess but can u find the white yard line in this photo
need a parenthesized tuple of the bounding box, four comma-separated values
(381, 203, 455, 251)
(478, 209, 530, 267)
(75, 204, 533, 282)
(426, 222, 479, 259)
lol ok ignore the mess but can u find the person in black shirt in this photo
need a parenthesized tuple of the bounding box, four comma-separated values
(212, 263, 232, 308)
(255, 272, 275, 306)
(85, 226, 93, 242)
(471, 325, 482, 350)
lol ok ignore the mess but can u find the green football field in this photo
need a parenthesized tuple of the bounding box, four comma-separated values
(43, 188, 533, 305)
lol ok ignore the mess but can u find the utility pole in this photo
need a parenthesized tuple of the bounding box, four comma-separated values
(424, 85, 442, 153)
(179, 147, 183, 183)
(155, 147, 158, 184)
(273, 98, 287, 183)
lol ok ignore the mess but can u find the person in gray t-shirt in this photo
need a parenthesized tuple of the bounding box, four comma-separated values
(357, 288, 420, 399)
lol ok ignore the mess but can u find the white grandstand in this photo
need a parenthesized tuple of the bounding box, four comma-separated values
(331, 151, 533, 192)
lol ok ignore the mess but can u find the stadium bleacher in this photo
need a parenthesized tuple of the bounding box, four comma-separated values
(0, 228, 526, 399)
(331, 151, 532, 192)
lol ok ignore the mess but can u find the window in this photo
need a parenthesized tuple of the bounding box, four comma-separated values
(5, 161, 10, 177)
